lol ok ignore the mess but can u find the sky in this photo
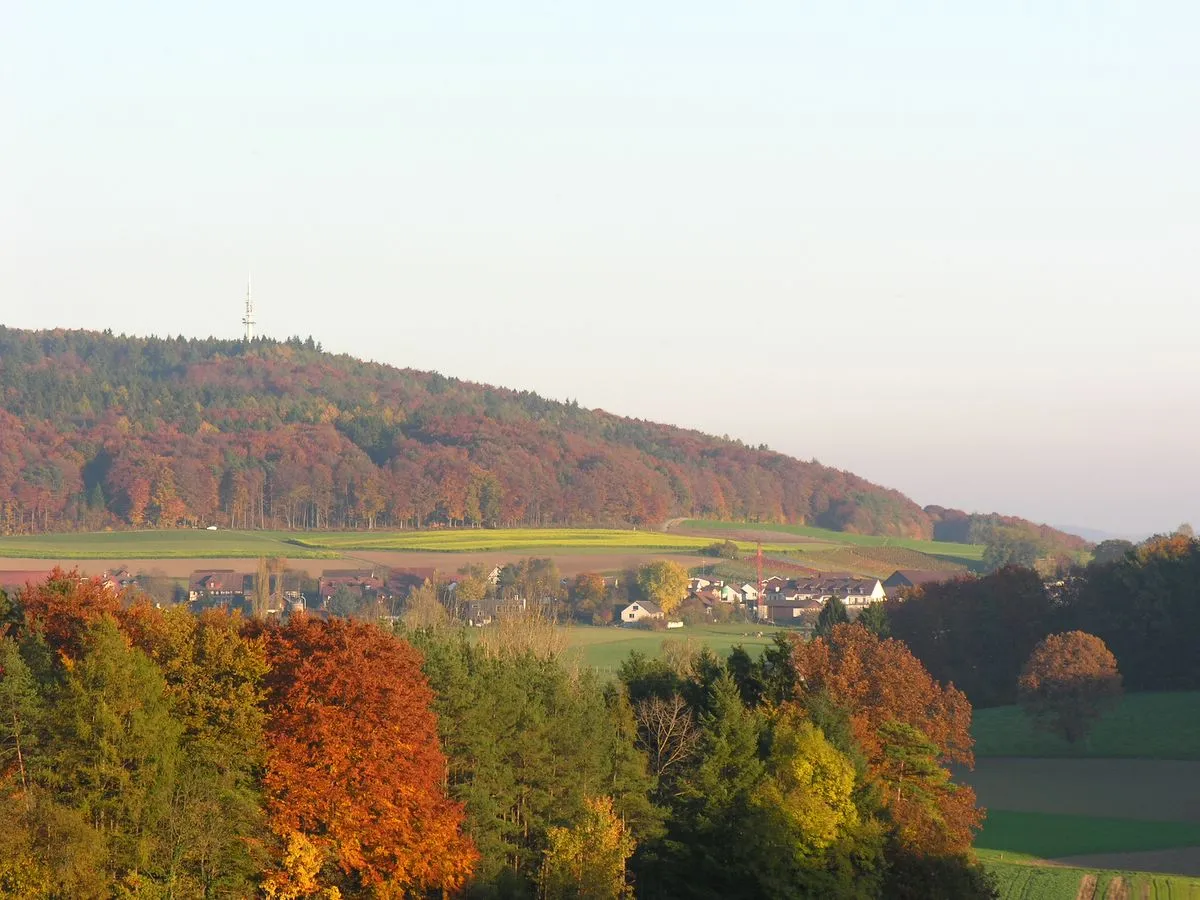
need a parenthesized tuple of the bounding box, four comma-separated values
(2, 3, 1198, 536)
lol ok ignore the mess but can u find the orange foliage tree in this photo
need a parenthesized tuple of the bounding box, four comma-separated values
(1018, 631, 1122, 744)
(791, 623, 982, 855)
(15, 567, 122, 657)
(255, 615, 476, 895)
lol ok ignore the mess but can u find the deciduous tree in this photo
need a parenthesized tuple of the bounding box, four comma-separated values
(539, 796, 635, 900)
(256, 616, 476, 895)
(637, 561, 689, 616)
(1017, 631, 1122, 744)
(791, 624, 981, 855)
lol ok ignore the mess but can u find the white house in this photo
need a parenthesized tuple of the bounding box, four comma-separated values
(719, 585, 743, 605)
(621, 600, 665, 623)
(740, 583, 760, 603)
(688, 577, 712, 592)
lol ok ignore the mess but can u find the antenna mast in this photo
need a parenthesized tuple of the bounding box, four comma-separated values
(242, 276, 255, 341)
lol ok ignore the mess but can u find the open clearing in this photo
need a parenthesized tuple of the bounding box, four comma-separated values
(963, 758, 1200, 823)
(973, 693, 1200, 760)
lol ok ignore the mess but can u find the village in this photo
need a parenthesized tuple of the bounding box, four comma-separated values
(0, 561, 961, 629)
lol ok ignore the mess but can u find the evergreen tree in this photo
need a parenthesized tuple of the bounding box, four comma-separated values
(815, 597, 850, 639)
(857, 603, 890, 639)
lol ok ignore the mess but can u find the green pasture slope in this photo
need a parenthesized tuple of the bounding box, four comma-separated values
(564, 623, 791, 672)
(973, 692, 1200, 760)
(678, 519, 986, 562)
(0, 529, 339, 560)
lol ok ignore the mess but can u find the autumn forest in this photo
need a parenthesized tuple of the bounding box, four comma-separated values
(0, 328, 1079, 552)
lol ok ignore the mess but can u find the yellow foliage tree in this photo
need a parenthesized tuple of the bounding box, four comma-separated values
(261, 830, 342, 900)
(636, 560, 689, 616)
(539, 796, 635, 900)
(754, 709, 859, 857)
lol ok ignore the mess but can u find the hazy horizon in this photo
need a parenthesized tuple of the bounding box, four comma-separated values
(4, 4, 1197, 535)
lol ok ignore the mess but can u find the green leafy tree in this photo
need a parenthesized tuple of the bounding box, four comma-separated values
(0, 637, 41, 805)
(46, 619, 182, 885)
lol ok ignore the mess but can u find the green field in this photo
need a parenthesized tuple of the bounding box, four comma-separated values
(973, 692, 1200, 760)
(0, 529, 340, 559)
(985, 859, 1200, 900)
(288, 528, 800, 555)
(679, 519, 986, 562)
(564, 623, 791, 672)
(978, 811, 1200, 860)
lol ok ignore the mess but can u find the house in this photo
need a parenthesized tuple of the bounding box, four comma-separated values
(719, 584, 744, 605)
(688, 577, 713, 593)
(319, 569, 388, 605)
(767, 598, 823, 622)
(621, 600, 664, 623)
(882, 569, 963, 598)
(740, 583, 760, 603)
(188, 570, 251, 604)
(763, 575, 885, 610)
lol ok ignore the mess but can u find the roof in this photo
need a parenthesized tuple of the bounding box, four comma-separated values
(628, 599, 663, 615)
(0, 570, 54, 591)
(883, 569, 962, 588)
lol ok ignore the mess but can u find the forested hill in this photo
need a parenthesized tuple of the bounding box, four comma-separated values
(0, 327, 1082, 550)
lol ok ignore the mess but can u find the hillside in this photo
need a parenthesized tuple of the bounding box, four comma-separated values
(0, 327, 1084, 553)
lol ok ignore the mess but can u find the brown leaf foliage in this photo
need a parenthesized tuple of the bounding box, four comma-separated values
(791, 623, 982, 854)
(255, 615, 477, 894)
(1018, 631, 1123, 744)
(17, 567, 122, 658)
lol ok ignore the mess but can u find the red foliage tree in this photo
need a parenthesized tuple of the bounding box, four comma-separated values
(791, 623, 982, 855)
(16, 567, 122, 658)
(254, 615, 476, 894)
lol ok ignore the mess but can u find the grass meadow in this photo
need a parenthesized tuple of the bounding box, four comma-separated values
(678, 519, 986, 562)
(977, 811, 1200, 860)
(973, 692, 1200, 760)
(0, 529, 339, 559)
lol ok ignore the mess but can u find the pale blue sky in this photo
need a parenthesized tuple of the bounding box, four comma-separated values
(3, 3, 1197, 535)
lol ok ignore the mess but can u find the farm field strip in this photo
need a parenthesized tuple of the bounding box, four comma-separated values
(678, 519, 986, 560)
(985, 858, 1200, 900)
(973, 692, 1200, 761)
(962, 758, 1200, 824)
(288, 528, 800, 554)
(977, 811, 1200, 860)
(0, 529, 340, 559)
